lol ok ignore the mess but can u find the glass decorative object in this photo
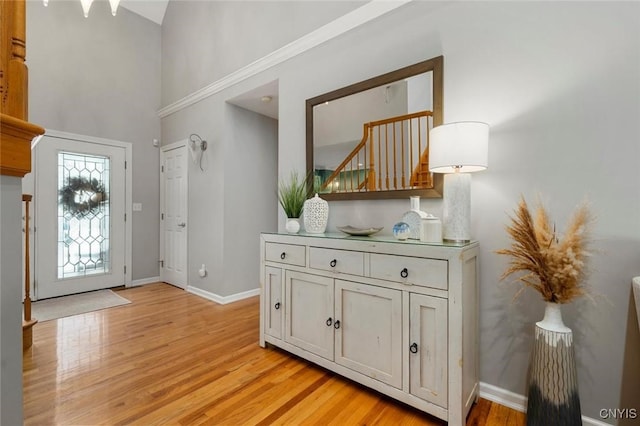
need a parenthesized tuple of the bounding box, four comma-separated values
(392, 222, 410, 240)
(303, 193, 329, 233)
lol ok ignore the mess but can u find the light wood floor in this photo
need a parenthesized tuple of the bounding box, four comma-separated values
(23, 283, 525, 425)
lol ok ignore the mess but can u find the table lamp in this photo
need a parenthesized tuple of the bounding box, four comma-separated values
(429, 122, 489, 242)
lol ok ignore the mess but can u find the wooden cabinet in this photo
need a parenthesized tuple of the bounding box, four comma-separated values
(260, 233, 479, 426)
(284, 270, 334, 360)
(263, 266, 283, 339)
(335, 279, 402, 388)
(409, 293, 448, 408)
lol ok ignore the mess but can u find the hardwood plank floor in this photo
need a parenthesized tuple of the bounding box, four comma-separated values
(23, 283, 525, 425)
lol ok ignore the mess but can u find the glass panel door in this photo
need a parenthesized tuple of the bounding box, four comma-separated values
(35, 135, 126, 299)
(58, 152, 111, 279)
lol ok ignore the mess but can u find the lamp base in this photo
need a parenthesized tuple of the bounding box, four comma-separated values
(442, 173, 471, 242)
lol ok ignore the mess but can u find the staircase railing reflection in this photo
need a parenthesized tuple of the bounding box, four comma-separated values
(319, 110, 433, 193)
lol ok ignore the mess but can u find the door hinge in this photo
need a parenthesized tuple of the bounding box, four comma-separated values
(161, 213, 164, 220)
(125, 161, 127, 169)
(161, 165, 164, 172)
(159, 260, 164, 268)
(124, 265, 127, 274)
(124, 213, 127, 222)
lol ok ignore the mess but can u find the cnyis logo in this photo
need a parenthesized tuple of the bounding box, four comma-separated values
(599, 408, 638, 420)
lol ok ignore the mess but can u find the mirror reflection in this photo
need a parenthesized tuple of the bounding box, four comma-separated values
(306, 56, 443, 201)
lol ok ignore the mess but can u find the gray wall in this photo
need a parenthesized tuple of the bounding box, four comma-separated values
(161, 1, 363, 297)
(26, 0, 161, 281)
(161, 1, 365, 106)
(0, 177, 25, 425)
(223, 105, 278, 297)
(161, 0, 640, 421)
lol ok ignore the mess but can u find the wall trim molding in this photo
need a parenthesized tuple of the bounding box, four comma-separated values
(187, 285, 260, 305)
(157, 0, 411, 118)
(130, 276, 161, 287)
(479, 382, 612, 426)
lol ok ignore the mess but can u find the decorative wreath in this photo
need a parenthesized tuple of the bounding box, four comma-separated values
(59, 177, 107, 217)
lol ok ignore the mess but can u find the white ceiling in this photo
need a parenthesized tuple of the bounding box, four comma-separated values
(120, 0, 169, 25)
(227, 80, 280, 119)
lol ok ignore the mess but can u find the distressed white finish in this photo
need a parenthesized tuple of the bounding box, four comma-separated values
(260, 233, 479, 425)
(410, 293, 448, 408)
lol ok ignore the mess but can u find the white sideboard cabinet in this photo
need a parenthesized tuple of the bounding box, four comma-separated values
(259, 232, 479, 425)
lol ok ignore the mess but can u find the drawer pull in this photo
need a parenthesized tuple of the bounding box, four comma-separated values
(274, 302, 280, 310)
(410, 342, 418, 354)
(334, 320, 341, 329)
(330, 259, 337, 268)
(400, 268, 409, 278)
(280, 252, 286, 260)
(326, 317, 333, 327)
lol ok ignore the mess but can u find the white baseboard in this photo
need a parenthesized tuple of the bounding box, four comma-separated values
(479, 382, 526, 412)
(479, 382, 612, 426)
(130, 276, 161, 287)
(187, 285, 260, 305)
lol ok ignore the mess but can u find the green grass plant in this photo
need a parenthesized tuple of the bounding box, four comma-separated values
(278, 171, 308, 218)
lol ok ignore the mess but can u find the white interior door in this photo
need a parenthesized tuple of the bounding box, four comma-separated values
(35, 135, 127, 299)
(160, 142, 188, 289)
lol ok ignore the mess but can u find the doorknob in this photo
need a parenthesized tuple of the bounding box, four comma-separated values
(177, 222, 186, 227)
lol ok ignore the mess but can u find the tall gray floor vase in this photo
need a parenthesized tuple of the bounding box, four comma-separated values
(527, 303, 581, 426)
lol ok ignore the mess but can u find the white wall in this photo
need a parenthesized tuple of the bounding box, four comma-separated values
(26, 0, 161, 281)
(161, 0, 640, 420)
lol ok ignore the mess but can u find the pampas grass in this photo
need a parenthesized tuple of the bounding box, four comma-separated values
(497, 196, 592, 304)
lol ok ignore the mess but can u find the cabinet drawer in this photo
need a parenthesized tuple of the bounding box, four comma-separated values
(309, 247, 364, 276)
(265, 242, 306, 267)
(370, 254, 447, 290)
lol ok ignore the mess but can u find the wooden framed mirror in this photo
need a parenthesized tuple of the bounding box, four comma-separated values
(306, 56, 443, 201)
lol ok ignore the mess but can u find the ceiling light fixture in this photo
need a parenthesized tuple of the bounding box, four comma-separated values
(261, 96, 273, 103)
(44, 0, 121, 18)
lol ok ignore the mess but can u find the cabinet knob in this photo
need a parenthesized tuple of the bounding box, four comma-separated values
(274, 302, 280, 310)
(326, 317, 333, 327)
(409, 342, 418, 354)
(334, 320, 341, 329)
(400, 268, 409, 278)
(330, 259, 337, 268)
(280, 252, 286, 260)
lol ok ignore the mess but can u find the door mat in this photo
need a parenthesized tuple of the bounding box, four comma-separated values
(30, 289, 131, 322)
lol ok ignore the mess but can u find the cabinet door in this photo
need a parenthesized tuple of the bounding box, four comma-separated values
(409, 293, 448, 408)
(335, 280, 402, 389)
(284, 271, 334, 360)
(264, 266, 283, 339)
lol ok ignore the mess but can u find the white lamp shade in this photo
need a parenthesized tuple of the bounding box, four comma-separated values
(429, 121, 489, 173)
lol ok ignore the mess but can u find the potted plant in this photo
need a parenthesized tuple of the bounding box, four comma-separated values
(496, 196, 592, 425)
(278, 171, 308, 233)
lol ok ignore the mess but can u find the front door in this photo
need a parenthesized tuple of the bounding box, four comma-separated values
(35, 134, 127, 299)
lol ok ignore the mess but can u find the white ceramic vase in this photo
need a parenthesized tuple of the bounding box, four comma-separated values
(285, 218, 300, 234)
(527, 302, 581, 425)
(303, 193, 329, 233)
